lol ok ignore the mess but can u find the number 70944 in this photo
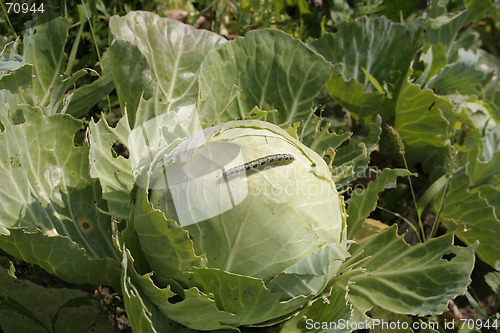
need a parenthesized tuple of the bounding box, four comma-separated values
(5, 2, 44, 14)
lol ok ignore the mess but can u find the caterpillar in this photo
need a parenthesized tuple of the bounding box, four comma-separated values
(220, 153, 295, 179)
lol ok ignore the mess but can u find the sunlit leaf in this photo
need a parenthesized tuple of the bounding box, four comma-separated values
(337, 226, 475, 315)
(198, 29, 332, 125)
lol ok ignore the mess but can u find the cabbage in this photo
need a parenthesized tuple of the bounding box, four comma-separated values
(123, 119, 348, 331)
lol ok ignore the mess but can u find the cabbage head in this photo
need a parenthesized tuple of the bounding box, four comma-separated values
(122, 119, 348, 331)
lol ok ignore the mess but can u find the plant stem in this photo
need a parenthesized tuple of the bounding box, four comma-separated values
(465, 290, 488, 319)
(0, 1, 18, 39)
(79, 0, 112, 114)
(190, 0, 217, 26)
(65, 19, 85, 76)
(429, 179, 449, 239)
(376, 205, 423, 242)
(401, 154, 425, 241)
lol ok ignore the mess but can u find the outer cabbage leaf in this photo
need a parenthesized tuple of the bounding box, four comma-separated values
(108, 11, 226, 125)
(423, 0, 496, 52)
(395, 80, 453, 148)
(17, 17, 114, 117)
(337, 226, 475, 315)
(0, 19, 113, 118)
(278, 284, 353, 333)
(107, 39, 152, 125)
(346, 168, 412, 240)
(331, 115, 381, 188)
(296, 113, 352, 156)
(0, 264, 117, 333)
(310, 16, 419, 125)
(125, 189, 329, 330)
(198, 29, 332, 125)
(88, 102, 202, 219)
(0, 65, 35, 107)
(437, 147, 500, 269)
(425, 49, 491, 96)
(416, 43, 448, 86)
(66, 52, 115, 119)
(0, 97, 120, 287)
(23, 17, 69, 107)
(485, 271, 500, 296)
(132, 187, 206, 284)
(88, 116, 134, 220)
(121, 249, 198, 333)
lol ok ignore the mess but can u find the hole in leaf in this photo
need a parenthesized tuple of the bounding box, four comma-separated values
(11, 108, 25, 125)
(168, 295, 183, 304)
(441, 253, 456, 261)
(73, 121, 87, 147)
(111, 141, 129, 159)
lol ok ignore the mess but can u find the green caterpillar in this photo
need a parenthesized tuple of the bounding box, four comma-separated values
(220, 153, 295, 179)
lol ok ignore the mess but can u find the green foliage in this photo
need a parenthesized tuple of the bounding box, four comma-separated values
(0, 1, 498, 332)
(395, 80, 453, 148)
(331, 115, 382, 188)
(108, 11, 226, 125)
(0, 97, 120, 287)
(346, 168, 412, 239)
(0, 18, 114, 118)
(485, 271, 500, 296)
(438, 148, 500, 269)
(198, 29, 332, 124)
(280, 226, 475, 332)
(310, 16, 419, 126)
(88, 116, 134, 220)
(0, 262, 117, 332)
